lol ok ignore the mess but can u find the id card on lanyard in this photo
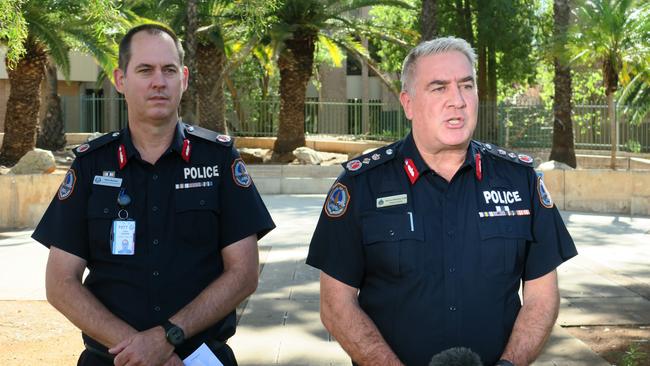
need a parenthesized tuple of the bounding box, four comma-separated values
(111, 219, 135, 255)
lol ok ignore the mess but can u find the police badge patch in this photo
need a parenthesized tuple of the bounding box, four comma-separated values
(58, 169, 76, 200)
(537, 175, 554, 208)
(324, 182, 350, 218)
(231, 158, 252, 187)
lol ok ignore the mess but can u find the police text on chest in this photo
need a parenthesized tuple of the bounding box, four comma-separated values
(483, 190, 522, 204)
(184, 165, 219, 179)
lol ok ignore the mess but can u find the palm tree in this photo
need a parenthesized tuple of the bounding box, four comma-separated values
(36, 58, 66, 151)
(549, 0, 576, 167)
(269, 0, 410, 160)
(572, 0, 650, 169)
(0, 0, 118, 166)
(133, 0, 273, 133)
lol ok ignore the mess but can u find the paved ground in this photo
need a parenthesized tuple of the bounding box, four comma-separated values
(1, 195, 649, 365)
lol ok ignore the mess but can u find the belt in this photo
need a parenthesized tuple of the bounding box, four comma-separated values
(84, 342, 115, 362)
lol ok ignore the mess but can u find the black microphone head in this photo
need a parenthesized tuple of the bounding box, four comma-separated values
(428, 347, 483, 366)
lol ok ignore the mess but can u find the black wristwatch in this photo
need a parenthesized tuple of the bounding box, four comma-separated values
(495, 360, 515, 366)
(162, 320, 185, 347)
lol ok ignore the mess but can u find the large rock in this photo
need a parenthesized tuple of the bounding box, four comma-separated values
(9, 149, 57, 174)
(239, 148, 269, 164)
(293, 147, 322, 165)
(318, 151, 348, 166)
(87, 132, 104, 141)
(537, 160, 574, 171)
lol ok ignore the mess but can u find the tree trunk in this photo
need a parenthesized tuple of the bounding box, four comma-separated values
(37, 58, 67, 151)
(197, 42, 226, 133)
(421, 0, 437, 41)
(272, 29, 316, 161)
(603, 58, 618, 170)
(549, 0, 576, 168)
(224, 75, 245, 132)
(486, 43, 498, 143)
(607, 91, 617, 169)
(180, 0, 198, 124)
(0, 41, 47, 166)
(462, 0, 474, 46)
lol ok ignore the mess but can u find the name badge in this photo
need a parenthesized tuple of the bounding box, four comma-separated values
(94, 176, 123, 188)
(376, 194, 408, 208)
(111, 219, 136, 255)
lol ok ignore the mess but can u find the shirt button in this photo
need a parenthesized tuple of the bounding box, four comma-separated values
(388, 229, 395, 236)
(447, 230, 455, 236)
(449, 306, 457, 311)
(152, 205, 158, 212)
(153, 271, 159, 276)
(154, 306, 161, 312)
(153, 239, 159, 245)
(449, 267, 456, 273)
(199, 199, 205, 206)
(103, 208, 109, 214)
(152, 174, 158, 180)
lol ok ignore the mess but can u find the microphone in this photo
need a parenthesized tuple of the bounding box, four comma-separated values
(428, 347, 483, 366)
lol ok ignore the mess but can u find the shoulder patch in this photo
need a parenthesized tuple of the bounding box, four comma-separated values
(184, 124, 233, 147)
(324, 182, 350, 218)
(473, 140, 534, 167)
(342, 143, 398, 176)
(231, 158, 252, 187)
(536, 173, 554, 208)
(73, 131, 121, 157)
(58, 168, 77, 200)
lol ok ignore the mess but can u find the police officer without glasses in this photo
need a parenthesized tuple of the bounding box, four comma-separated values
(33, 24, 275, 366)
(307, 37, 577, 366)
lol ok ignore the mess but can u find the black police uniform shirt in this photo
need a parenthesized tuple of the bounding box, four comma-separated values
(307, 132, 577, 366)
(32, 122, 275, 358)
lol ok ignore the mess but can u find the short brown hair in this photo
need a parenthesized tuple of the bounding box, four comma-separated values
(118, 24, 184, 71)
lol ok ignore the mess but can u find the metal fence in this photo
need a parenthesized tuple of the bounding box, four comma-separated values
(62, 96, 650, 152)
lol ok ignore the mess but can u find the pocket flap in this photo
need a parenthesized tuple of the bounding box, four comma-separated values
(478, 216, 532, 241)
(174, 190, 219, 213)
(362, 212, 424, 245)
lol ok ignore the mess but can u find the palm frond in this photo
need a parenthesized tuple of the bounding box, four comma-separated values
(0, 0, 29, 68)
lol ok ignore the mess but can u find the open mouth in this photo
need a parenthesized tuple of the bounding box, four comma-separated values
(446, 117, 464, 127)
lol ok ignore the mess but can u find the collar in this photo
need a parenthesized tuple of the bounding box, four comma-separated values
(398, 132, 482, 184)
(117, 122, 188, 169)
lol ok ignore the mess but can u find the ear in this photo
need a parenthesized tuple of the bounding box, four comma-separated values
(181, 65, 189, 91)
(113, 68, 125, 93)
(399, 90, 414, 120)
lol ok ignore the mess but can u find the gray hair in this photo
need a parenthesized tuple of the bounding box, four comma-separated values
(400, 37, 477, 94)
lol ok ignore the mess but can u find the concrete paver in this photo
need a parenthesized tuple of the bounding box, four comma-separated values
(2, 195, 649, 365)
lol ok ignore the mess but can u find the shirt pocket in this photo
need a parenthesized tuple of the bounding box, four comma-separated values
(361, 212, 424, 277)
(477, 216, 531, 277)
(87, 190, 120, 254)
(174, 189, 220, 245)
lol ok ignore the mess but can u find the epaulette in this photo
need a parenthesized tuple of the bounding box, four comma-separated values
(342, 142, 399, 176)
(184, 124, 233, 147)
(472, 140, 534, 167)
(73, 131, 121, 157)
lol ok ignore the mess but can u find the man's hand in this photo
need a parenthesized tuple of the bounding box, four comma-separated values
(162, 353, 184, 366)
(109, 326, 174, 366)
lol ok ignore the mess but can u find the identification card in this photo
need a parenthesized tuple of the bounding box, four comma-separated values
(111, 219, 136, 255)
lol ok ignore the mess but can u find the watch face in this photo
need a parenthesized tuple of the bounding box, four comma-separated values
(166, 326, 184, 345)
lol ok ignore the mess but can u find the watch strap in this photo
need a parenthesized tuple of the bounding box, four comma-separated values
(495, 360, 515, 366)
